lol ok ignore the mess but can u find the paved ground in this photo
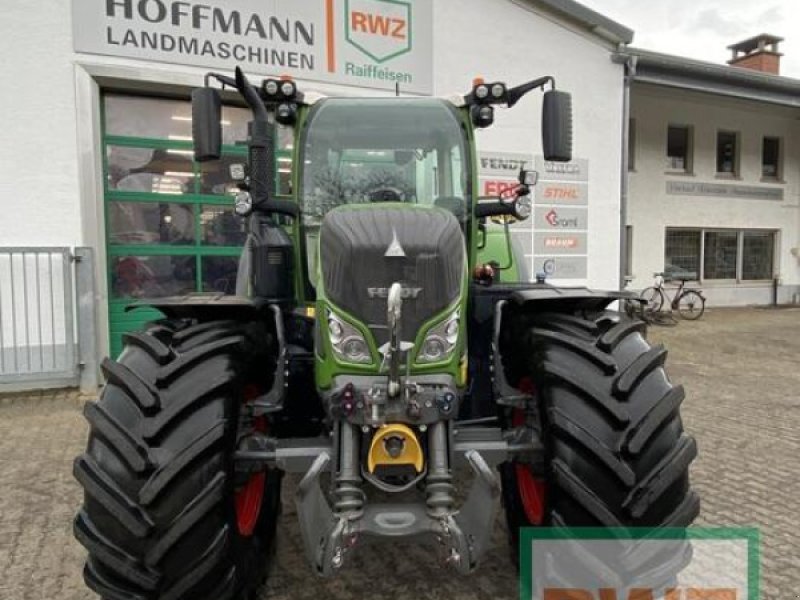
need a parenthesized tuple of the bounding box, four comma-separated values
(0, 307, 798, 599)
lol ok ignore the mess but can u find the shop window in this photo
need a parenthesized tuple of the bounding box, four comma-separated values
(199, 155, 245, 196)
(108, 202, 195, 245)
(105, 95, 249, 145)
(106, 146, 194, 194)
(201, 256, 240, 294)
(200, 205, 247, 247)
(742, 231, 775, 280)
(665, 228, 777, 283)
(110, 255, 196, 299)
(664, 229, 701, 276)
(762, 137, 781, 180)
(703, 231, 738, 279)
(716, 131, 739, 176)
(666, 125, 692, 172)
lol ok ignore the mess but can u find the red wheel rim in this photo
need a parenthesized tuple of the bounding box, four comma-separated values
(236, 388, 267, 537)
(515, 464, 546, 525)
(236, 470, 266, 537)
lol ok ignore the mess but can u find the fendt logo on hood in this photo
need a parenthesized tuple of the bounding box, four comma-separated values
(346, 0, 411, 63)
(367, 286, 422, 299)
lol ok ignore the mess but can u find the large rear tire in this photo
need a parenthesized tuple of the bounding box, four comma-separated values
(74, 319, 281, 600)
(500, 311, 699, 568)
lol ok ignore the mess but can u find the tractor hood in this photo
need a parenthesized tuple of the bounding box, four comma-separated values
(319, 205, 466, 347)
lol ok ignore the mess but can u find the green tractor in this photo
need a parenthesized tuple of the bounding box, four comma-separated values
(74, 67, 698, 599)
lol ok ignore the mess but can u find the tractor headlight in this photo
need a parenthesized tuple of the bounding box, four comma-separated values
(328, 311, 371, 364)
(418, 310, 460, 363)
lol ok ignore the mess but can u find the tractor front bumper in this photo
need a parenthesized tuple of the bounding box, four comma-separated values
(235, 426, 542, 575)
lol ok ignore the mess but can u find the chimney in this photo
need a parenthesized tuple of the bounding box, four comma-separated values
(727, 34, 784, 75)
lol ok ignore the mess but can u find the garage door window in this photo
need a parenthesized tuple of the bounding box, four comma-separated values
(102, 93, 291, 357)
(665, 228, 776, 283)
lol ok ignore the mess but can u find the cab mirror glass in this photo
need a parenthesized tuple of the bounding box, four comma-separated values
(542, 90, 573, 162)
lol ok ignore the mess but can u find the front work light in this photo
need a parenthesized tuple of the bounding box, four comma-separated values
(264, 79, 279, 96)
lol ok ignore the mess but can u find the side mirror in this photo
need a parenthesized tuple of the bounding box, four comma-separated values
(191, 87, 222, 162)
(542, 90, 572, 162)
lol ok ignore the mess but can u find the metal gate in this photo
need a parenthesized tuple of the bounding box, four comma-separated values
(0, 247, 79, 390)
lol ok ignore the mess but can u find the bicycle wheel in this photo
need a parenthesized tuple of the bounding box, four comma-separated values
(640, 287, 664, 313)
(677, 290, 705, 320)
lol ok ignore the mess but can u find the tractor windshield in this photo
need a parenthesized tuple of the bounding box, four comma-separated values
(299, 98, 470, 287)
(300, 98, 470, 226)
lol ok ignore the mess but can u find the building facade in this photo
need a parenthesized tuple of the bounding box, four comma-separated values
(0, 0, 630, 364)
(623, 43, 800, 305)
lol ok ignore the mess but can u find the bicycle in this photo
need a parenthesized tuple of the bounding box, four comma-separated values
(640, 271, 706, 320)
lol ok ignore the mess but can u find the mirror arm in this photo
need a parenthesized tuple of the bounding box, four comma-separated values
(204, 72, 237, 89)
(506, 76, 556, 108)
(475, 201, 515, 219)
(235, 67, 268, 122)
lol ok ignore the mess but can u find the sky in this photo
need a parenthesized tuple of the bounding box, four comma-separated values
(578, 0, 800, 79)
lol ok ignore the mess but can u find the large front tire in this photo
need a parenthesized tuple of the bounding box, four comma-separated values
(501, 311, 699, 564)
(74, 319, 281, 600)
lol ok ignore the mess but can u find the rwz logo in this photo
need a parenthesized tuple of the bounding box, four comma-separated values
(345, 0, 412, 63)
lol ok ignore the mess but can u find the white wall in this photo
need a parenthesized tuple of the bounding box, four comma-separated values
(0, 0, 625, 358)
(0, 1, 83, 247)
(629, 83, 800, 305)
(434, 0, 624, 290)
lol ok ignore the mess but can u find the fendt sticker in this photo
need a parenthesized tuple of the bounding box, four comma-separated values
(345, 0, 412, 63)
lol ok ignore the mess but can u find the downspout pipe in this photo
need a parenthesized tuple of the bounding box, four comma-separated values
(618, 53, 637, 290)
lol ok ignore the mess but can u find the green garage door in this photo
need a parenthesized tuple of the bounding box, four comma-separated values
(102, 94, 292, 358)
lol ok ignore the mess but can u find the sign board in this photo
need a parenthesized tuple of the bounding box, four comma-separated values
(72, 0, 433, 93)
(534, 182, 588, 206)
(666, 181, 783, 201)
(478, 152, 589, 281)
(533, 206, 588, 230)
(533, 256, 588, 279)
(478, 151, 534, 196)
(534, 157, 589, 182)
(533, 157, 589, 279)
(478, 152, 534, 177)
(534, 232, 588, 255)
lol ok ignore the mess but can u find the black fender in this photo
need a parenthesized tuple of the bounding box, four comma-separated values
(124, 293, 261, 321)
(509, 285, 638, 313)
